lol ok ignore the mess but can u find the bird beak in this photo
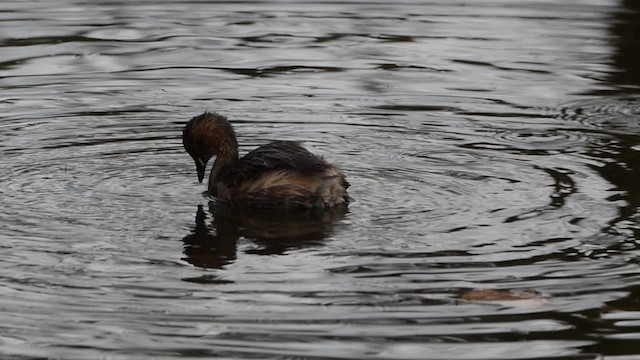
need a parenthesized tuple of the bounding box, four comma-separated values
(195, 158, 206, 183)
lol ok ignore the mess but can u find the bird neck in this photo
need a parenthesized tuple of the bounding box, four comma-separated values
(208, 149, 239, 196)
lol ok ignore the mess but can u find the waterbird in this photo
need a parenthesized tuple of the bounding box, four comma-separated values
(183, 112, 350, 210)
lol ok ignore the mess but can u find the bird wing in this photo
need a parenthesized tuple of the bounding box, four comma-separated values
(234, 140, 329, 184)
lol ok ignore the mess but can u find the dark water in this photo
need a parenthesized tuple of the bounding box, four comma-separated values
(2, 0, 640, 359)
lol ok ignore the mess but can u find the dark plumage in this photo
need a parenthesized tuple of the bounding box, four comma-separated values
(182, 112, 350, 210)
(236, 141, 330, 182)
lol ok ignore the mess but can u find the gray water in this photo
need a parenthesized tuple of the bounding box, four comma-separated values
(2, 0, 640, 359)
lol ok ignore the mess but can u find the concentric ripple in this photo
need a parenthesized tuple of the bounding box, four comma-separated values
(557, 97, 640, 133)
(2, 0, 640, 359)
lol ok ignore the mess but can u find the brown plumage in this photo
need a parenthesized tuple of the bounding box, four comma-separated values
(182, 112, 350, 210)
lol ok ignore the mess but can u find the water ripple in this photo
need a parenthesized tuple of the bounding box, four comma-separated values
(2, 0, 640, 359)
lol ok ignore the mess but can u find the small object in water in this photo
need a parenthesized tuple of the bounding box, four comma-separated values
(182, 112, 350, 210)
(460, 289, 548, 308)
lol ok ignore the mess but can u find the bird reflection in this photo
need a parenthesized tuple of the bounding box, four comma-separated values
(181, 204, 237, 270)
(181, 202, 347, 271)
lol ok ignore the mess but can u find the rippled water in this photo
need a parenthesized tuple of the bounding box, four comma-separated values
(2, 0, 640, 359)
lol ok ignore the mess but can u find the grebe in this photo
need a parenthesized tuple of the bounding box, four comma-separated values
(182, 112, 350, 210)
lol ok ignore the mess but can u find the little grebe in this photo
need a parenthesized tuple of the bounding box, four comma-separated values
(183, 112, 350, 210)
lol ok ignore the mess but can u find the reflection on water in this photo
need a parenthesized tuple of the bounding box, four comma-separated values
(182, 205, 237, 271)
(1, 0, 640, 359)
(608, 0, 640, 93)
(182, 202, 346, 273)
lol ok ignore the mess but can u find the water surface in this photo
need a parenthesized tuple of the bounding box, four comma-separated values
(1, 0, 640, 359)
